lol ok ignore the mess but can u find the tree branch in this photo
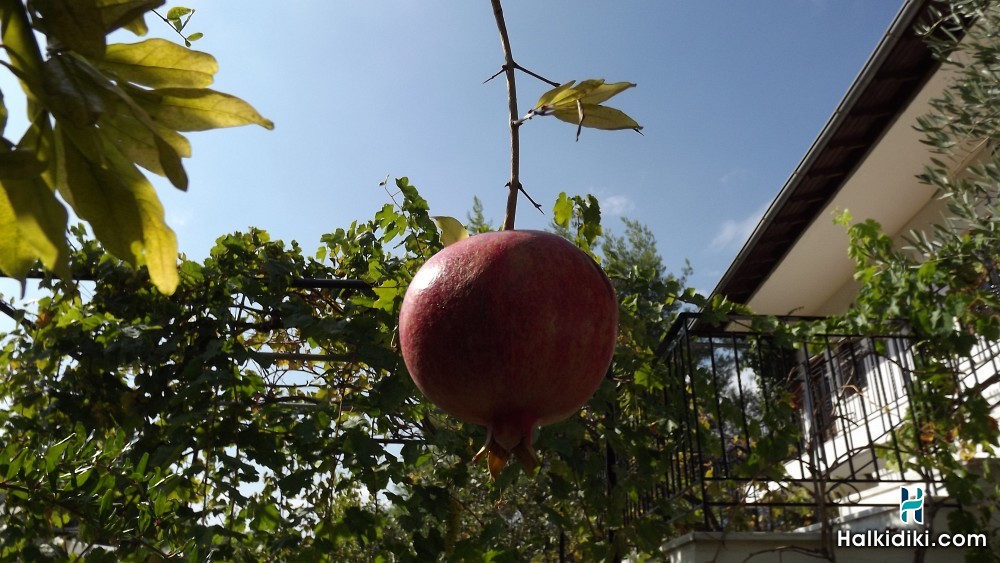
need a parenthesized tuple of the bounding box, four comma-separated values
(490, 0, 520, 230)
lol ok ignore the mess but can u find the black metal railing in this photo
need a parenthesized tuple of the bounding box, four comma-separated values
(622, 313, 1000, 532)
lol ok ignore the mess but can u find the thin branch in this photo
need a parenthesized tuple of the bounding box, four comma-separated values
(490, 0, 521, 231)
(0, 298, 35, 331)
(512, 182, 544, 214)
(484, 63, 559, 88)
(514, 62, 559, 87)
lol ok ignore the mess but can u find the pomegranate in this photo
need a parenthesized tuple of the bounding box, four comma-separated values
(399, 230, 618, 478)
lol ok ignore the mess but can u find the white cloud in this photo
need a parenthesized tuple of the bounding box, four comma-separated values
(710, 203, 768, 252)
(601, 195, 635, 216)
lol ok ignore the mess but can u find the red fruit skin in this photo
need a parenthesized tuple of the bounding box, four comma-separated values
(399, 230, 618, 449)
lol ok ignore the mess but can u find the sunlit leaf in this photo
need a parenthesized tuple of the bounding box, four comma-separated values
(56, 124, 178, 294)
(552, 103, 641, 131)
(0, 186, 43, 283)
(0, 180, 69, 282)
(532, 79, 641, 139)
(165, 6, 191, 20)
(535, 81, 576, 108)
(577, 81, 636, 105)
(153, 134, 187, 189)
(98, 111, 191, 181)
(553, 192, 573, 228)
(98, 39, 218, 89)
(128, 86, 275, 131)
(432, 216, 468, 246)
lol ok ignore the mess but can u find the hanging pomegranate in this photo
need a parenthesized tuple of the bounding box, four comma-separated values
(399, 229, 618, 478)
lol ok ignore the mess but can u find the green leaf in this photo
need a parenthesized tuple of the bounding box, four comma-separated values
(186, 32, 203, 42)
(5, 448, 28, 480)
(0, 179, 70, 279)
(165, 6, 191, 21)
(44, 435, 74, 471)
(553, 192, 573, 228)
(128, 86, 275, 131)
(534, 79, 642, 139)
(536, 81, 576, 108)
(1, 89, 7, 134)
(535, 79, 636, 110)
(42, 54, 108, 127)
(0, 149, 46, 179)
(154, 134, 187, 189)
(98, 111, 191, 185)
(97, 39, 218, 89)
(552, 103, 641, 131)
(577, 81, 636, 105)
(56, 124, 178, 294)
(0, 140, 71, 280)
(31, 0, 107, 58)
(120, 13, 149, 35)
(252, 502, 281, 533)
(96, 0, 163, 34)
(431, 216, 468, 246)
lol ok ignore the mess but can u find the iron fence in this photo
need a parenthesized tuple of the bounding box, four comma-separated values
(621, 313, 1000, 532)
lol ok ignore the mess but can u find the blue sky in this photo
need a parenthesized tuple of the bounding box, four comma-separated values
(2, 1, 906, 297)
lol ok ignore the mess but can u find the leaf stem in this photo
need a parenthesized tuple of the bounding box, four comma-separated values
(490, 0, 520, 231)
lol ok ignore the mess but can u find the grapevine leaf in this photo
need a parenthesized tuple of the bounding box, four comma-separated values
(553, 192, 573, 228)
(432, 216, 469, 247)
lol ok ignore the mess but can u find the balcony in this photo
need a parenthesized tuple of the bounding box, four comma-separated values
(622, 313, 1000, 537)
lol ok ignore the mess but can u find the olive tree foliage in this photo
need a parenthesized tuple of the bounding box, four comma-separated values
(0, 1, 273, 295)
(0, 177, 697, 560)
(822, 1, 1000, 558)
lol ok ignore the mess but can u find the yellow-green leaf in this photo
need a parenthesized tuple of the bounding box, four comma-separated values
(552, 103, 642, 131)
(153, 134, 187, 190)
(0, 186, 37, 283)
(553, 193, 573, 229)
(98, 39, 218, 89)
(56, 124, 178, 294)
(98, 111, 191, 182)
(536, 81, 576, 108)
(0, 173, 71, 281)
(432, 216, 469, 247)
(128, 87, 274, 131)
(577, 81, 636, 106)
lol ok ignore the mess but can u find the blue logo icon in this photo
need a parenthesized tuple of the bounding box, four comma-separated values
(900, 486, 924, 525)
